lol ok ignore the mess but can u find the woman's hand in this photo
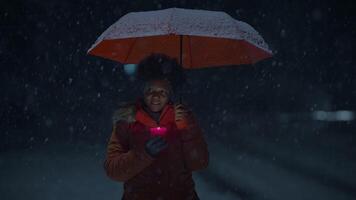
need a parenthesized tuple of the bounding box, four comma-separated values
(174, 104, 191, 129)
(144, 136, 168, 158)
(174, 104, 188, 120)
(174, 104, 201, 142)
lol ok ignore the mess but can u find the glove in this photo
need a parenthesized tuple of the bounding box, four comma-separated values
(144, 136, 168, 158)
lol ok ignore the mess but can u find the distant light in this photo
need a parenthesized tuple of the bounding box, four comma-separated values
(313, 111, 329, 121)
(335, 111, 355, 121)
(123, 64, 137, 75)
(312, 110, 355, 121)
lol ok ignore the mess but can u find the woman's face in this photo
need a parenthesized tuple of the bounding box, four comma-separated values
(143, 79, 171, 112)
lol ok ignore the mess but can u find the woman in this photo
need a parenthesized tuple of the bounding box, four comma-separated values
(103, 54, 209, 200)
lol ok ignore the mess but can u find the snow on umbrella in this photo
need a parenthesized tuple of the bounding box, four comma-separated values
(87, 7, 272, 68)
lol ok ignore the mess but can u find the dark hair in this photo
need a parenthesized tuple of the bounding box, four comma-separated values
(136, 53, 186, 93)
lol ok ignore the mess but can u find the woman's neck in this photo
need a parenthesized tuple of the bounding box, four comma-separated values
(142, 100, 162, 123)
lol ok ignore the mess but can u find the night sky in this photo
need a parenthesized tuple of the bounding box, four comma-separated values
(1, 1, 355, 199)
(2, 0, 355, 149)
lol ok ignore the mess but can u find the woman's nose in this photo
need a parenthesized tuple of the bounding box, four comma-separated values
(152, 92, 161, 98)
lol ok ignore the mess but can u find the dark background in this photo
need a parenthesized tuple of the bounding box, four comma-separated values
(1, 0, 355, 200)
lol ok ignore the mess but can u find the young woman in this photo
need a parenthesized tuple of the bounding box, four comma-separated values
(103, 54, 209, 200)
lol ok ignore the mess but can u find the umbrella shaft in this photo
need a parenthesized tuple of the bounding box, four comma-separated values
(179, 35, 183, 104)
(179, 35, 183, 66)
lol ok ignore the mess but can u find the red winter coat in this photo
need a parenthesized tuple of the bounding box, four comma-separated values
(103, 98, 209, 200)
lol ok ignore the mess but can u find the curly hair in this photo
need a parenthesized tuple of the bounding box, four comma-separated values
(136, 53, 186, 93)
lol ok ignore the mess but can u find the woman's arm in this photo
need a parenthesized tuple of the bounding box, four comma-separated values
(178, 111, 209, 171)
(103, 122, 155, 182)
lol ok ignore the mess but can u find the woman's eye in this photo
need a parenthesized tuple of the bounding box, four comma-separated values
(145, 89, 168, 96)
(160, 91, 168, 96)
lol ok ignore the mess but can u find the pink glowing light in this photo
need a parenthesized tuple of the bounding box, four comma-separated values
(149, 127, 167, 136)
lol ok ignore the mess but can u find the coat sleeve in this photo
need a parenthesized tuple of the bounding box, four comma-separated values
(177, 111, 209, 171)
(103, 121, 155, 182)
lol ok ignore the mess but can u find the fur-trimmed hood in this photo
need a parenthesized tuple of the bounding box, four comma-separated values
(112, 98, 176, 126)
(112, 101, 137, 124)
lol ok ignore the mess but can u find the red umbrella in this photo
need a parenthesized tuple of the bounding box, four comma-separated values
(87, 7, 272, 68)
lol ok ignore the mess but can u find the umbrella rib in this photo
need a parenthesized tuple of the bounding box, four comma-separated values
(124, 37, 138, 63)
(238, 39, 253, 64)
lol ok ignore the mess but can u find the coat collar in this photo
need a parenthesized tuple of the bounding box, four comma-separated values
(135, 97, 175, 128)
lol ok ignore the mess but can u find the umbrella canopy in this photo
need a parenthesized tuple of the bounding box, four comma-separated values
(87, 7, 272, 68)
